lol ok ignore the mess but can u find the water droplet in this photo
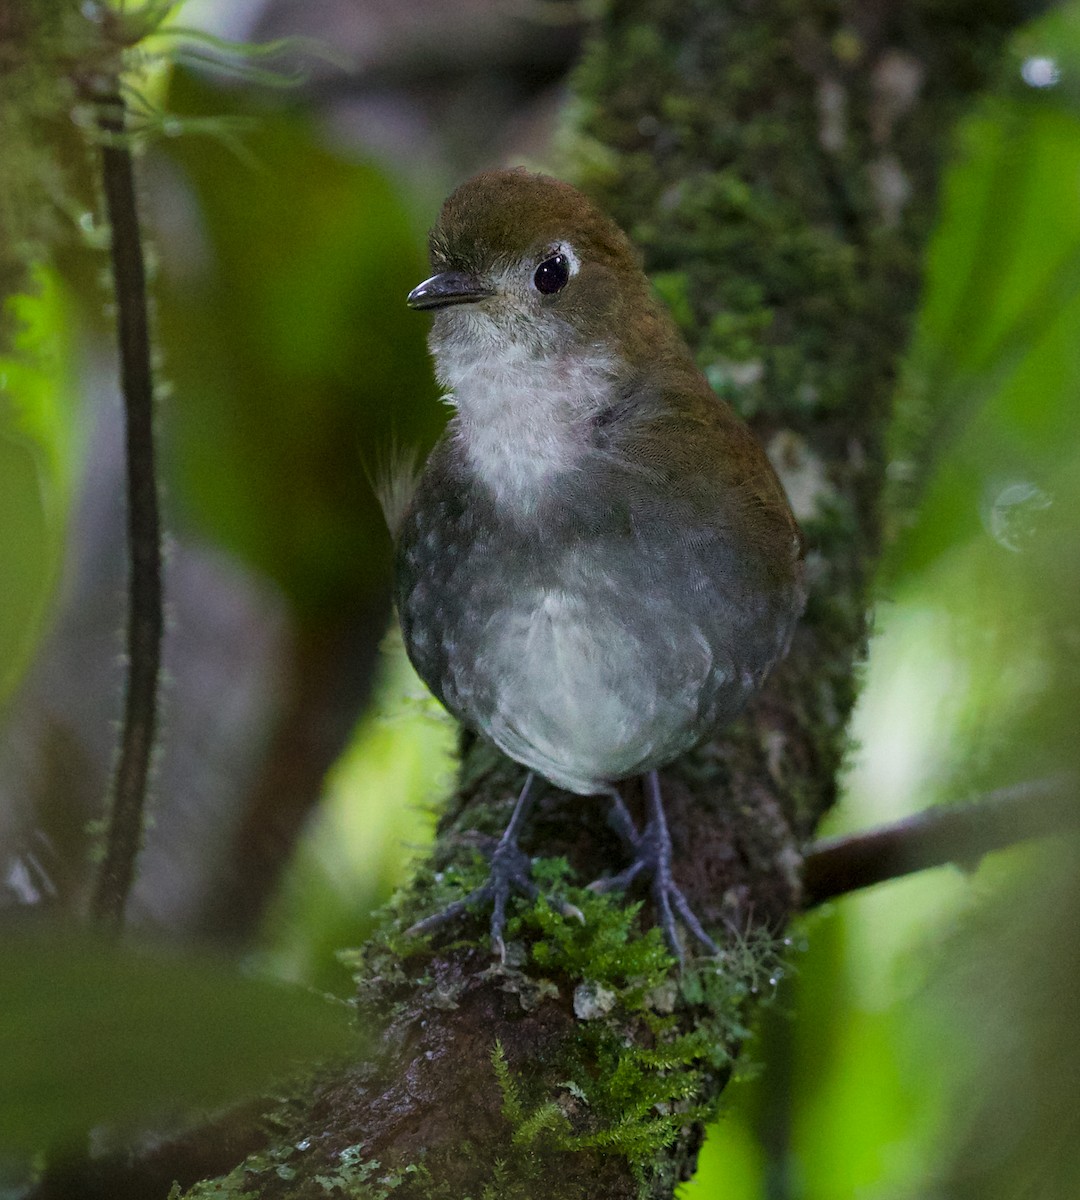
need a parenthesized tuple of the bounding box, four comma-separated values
(983, 480, 1053, 552)
(1021, 56, 1060, 88)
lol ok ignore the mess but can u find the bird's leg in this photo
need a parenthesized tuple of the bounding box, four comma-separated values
(603, 786, 643, 849)
(589, 787, 648, 891)
(590, 771, 719, 965)
(407, 772, 581, 959)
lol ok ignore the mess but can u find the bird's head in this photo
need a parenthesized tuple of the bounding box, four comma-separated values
(407, 168, 667, 368)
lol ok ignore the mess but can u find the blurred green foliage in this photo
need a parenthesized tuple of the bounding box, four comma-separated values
(0, 269, 78, 707)
(258, 636, 455, 993)
(156, 70, 442, 620)
(0, 923, 355, 1155)
(886, 5, 1080, 577)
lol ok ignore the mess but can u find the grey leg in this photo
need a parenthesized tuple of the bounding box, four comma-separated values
(589, 771, 719, 965)
(407, 773, 580, 959)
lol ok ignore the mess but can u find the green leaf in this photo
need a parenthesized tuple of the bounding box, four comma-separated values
(0, 925, 357, 1153)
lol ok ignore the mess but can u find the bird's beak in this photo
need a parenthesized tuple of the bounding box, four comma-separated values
(406, 271, 494, 310)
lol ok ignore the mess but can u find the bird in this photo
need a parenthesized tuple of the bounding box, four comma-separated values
(394, 167, 804, 963)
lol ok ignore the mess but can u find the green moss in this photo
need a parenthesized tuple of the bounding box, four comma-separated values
(563, 0, 928, 489)
(492, 1040, 571, 1148)
(477, 873, 781, 1190)
(507, 859, 673, 991)
(171, 982, 748, 1200)
(342, 854, 779, 1196)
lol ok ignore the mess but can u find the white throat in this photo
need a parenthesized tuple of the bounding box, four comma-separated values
(434, 324, 619, 512)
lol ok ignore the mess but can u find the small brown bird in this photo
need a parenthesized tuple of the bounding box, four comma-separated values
(396, 168, 803, 961)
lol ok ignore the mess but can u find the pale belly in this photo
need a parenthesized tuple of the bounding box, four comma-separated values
(449, 588, 717, 794)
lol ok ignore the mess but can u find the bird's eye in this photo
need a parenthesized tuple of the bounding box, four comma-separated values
(533, 253, 571, 295)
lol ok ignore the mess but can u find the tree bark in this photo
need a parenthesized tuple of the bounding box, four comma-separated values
(41, 1, 1046, 1197)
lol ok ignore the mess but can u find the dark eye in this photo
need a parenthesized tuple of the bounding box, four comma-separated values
(533, 253, 570, 295)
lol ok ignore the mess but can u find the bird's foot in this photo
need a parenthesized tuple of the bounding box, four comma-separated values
(407, 833, 537, 959)
(406, 774, 582, 960)
(589, 772, 718, 966)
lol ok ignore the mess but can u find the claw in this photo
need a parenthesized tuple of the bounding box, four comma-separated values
(406, 773, 580, 953)
(587, 857, 646, 894)
(589, 771, 719, 965)
(408, 769, 716, 965)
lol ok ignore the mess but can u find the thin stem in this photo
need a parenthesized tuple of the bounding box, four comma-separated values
(89, 90, 163, 932)
(801, 777, 1077, 909)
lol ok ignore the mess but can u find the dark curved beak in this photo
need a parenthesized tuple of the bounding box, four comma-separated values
(406, 270, 493, 310)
